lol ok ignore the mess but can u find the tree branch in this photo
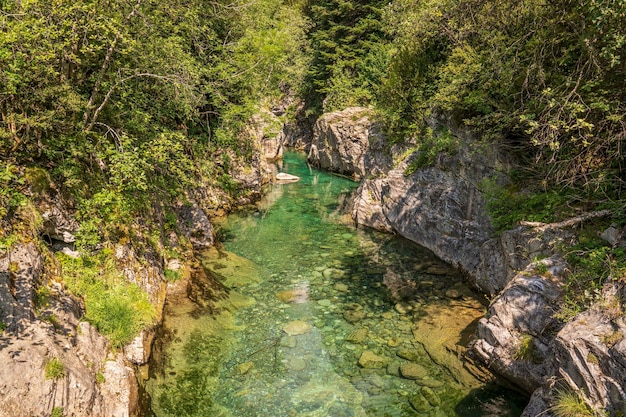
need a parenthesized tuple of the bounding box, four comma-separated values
(82, 0, 144, 129)
(520, 209, 612, 232)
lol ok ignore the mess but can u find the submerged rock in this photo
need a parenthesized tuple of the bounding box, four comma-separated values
(358, 351, 389, 369)
(399, 363, 428, 380)
(282, 320, 312, 336)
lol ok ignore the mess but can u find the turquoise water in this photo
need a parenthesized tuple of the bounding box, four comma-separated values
(143, 151, 527, 416)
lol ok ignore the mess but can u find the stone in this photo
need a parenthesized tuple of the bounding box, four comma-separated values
(280, 336, 298, 348)
(399, 363, 428, 380)
(237, 362, 254, 375)
(386, 362, 401, 377)
(387, 338, 402, 347)
(396, 349, 421, 362)
(343, 309, 366, 324)
(276, 172, 300, 183)
(358, 351, 389, 369)
(276, 289, 308, 303)
(394, 302, 411, 315)
(282, 320, 312, 336)
(317, 299, 332, 307)
(444, 289, 463, 300)
(334, 283, 349, 292)
(286, 358, 307, 371)
(409, 393, 432, 414)
(601, 225, 623, 246)
(346, 328, 368, 344)
(421, 387, 441, 407)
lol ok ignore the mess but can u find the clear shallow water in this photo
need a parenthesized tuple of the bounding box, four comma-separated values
(143, 152, 527, 416)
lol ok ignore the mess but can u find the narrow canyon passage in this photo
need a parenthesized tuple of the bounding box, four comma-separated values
(143, 152, 527, 416)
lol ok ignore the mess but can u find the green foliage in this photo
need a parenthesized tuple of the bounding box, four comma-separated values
(557, 234, 626, 321)
(513, 333, 541, 363)
(58, 250, 155, 347)
(304, 0, 390, 113)
(0, 163, 26, 222)
(379, 0, 626, 201)
(481, 179, 574, 233)
(1, 0, 309, 254)
(550, 389, 594, 417)
(404, 127, 459, 174)
(164, 269, 182, 282)
(45, 357, 66, 380)
(51, 407, 64, 417)
(96, 372, 106, 384)
(0, 321, 6, 333)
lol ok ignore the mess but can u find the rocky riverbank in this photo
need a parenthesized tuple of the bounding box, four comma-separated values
(0, 103, 289, 416)
(307, 107, 626, 416)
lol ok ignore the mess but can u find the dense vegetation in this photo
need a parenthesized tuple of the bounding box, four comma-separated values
(305, 0, 625, 317)
(1, 0, 308, 342)
(1, 0, 625, 343)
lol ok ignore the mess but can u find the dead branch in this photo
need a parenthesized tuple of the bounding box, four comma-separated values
(520, 209, 612, 232)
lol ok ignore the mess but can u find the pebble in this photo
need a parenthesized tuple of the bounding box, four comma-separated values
(358, 351, 388, 369)
(236, 362, 254, 375)
(280, 336, 298, 348)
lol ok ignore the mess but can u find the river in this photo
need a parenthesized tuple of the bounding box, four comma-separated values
(142, 151, 527, 416)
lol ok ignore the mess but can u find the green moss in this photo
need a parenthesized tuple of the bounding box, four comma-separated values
(96, 372, 106, 384)
(51, 407, 64, 417)
(404, 127, 459, 175)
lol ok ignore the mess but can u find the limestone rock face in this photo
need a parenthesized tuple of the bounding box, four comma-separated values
(0, 244, 137, 417)
(308, 107, 379, 179)
(471, 257, 566, 393)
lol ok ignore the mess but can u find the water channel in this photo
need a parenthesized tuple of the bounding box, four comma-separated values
(142, 151, 527, 416)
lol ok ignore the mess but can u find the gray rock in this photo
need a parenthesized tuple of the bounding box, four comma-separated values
(308, 107, 379, 179)
(0, 245, 138, 416)
(176, 200, 215, 250)
(471, 257, 566, 393)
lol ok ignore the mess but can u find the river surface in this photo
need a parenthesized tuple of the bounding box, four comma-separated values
(143, 151, 527, 416)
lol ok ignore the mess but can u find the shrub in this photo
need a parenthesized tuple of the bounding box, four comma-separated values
(45, 358, 65, 380)
(51, 407, 64, 417)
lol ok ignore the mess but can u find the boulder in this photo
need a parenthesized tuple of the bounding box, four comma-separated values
(471, 257, 566, 393)
(0, 244, 138, 417)
(176, 200, 215, 250)
(308, 107, 379, 179)
(276, 172, 300, 183)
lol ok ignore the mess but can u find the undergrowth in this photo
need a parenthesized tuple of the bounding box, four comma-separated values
(58, 250, 156, 347)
